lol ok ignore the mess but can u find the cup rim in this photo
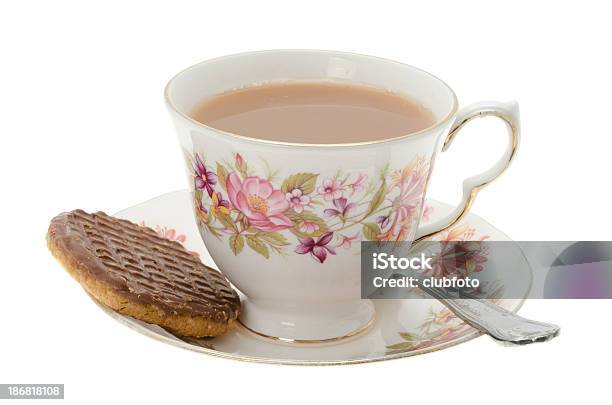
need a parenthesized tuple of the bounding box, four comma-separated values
(164, 49, 459, 148)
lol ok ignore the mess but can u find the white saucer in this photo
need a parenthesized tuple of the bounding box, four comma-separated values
(92, 190, 530, 365)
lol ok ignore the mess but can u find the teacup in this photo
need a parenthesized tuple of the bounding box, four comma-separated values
(165, 50, 520, 342)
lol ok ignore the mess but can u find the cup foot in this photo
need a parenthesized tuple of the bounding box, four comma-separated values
(237, 299, 376, 343)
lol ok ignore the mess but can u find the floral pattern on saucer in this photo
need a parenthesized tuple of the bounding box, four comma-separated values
(106, 190, 529, 365)
(387, 223, 495, 354)
(387, 307, 474, 353)
(139, 221, 200, 257)
(146, 216, 497, 358)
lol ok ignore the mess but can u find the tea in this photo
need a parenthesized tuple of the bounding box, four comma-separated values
(190, 81, 435, 144)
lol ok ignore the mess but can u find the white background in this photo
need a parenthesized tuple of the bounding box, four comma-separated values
(1, 1, 610, 403)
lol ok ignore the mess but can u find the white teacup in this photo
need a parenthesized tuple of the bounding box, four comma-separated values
(165, 50, 520, 342)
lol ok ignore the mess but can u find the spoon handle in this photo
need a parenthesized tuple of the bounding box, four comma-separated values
(419, 284, 560, 345)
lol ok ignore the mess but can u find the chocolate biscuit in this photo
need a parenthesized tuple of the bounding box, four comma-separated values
(47, 210, 240, 337)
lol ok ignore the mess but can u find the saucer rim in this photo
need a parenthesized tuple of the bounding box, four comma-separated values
(93, 296, 506, 366)
(105, 189, 528, 366)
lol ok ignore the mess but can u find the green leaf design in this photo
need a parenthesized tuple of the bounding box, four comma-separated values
(246, 235, 269, 258)
(183, 148, 194, 171)
(193, 189, 212, 225)
(386, 341, 414, 351)
(286, 211, 329, 238)
(281, 173, 319, 195)
(261, 158, 280, 182)
(229, 234, 244, 255)
(216, 163, 228, 192)
(399, 332, 415, 341)
(216, 212, 237, 232)
(194, 189, 204, 204)
(205, 224, 222, 239)
(365, 181, 386, 217)
(201, 211, 212, 226)
(236, 153, 248, 178)
(378, 162, 390, 180)
(258, 232, 290, 246)
(362, 222, 381, 241)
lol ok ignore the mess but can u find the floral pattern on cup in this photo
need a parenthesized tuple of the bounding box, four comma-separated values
(191, 151, 430, 263)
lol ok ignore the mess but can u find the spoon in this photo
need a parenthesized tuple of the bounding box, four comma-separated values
(417, 279, 560, 345)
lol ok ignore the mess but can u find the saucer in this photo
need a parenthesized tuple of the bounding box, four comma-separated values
(89, 190, 530, 365)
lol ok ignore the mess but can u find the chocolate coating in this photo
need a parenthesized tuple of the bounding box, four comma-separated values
(48, 210, 240, 322)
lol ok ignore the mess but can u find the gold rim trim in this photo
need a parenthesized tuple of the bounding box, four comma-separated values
(414, 109, 519, 243)
(164, 49, 459, 148)
(236, 312, 376, 344)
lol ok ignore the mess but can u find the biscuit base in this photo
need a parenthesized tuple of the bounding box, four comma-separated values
(47, 234, 234, 337)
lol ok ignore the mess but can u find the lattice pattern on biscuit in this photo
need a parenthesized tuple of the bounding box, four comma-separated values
(61, 210, 240, 321)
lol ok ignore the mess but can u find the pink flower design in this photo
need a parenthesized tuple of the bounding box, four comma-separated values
(381, 159, 429, 241)
(194, 196, 208, 220)
(324, 197, 356, 218)
(433, 224, 488, 242)
(337, 232, 360, 249)
(139, 222, 199, 257)
(235, 153, 244, 168)
(347, 173, 368, 196)
(421, 205, 434, 222)
(386, 306, 476, 353)
(395, 171, 427, 224)
(226, 172, 292, 232)
(376, 215, 390, 229)
(429, 240, 488, 278)
(298, 220, 319, 234)
(318, 179, 343, 201)
(295, 232, 336, 263)
(235, 153, 247, 176)
(432, 308, 456, 325)
(155, 226, 186, 243)
(285, 189, 311, 213)
(190, 151, 435, 263)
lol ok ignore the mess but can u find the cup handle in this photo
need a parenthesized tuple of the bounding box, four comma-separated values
(413, 101, 521, 242)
